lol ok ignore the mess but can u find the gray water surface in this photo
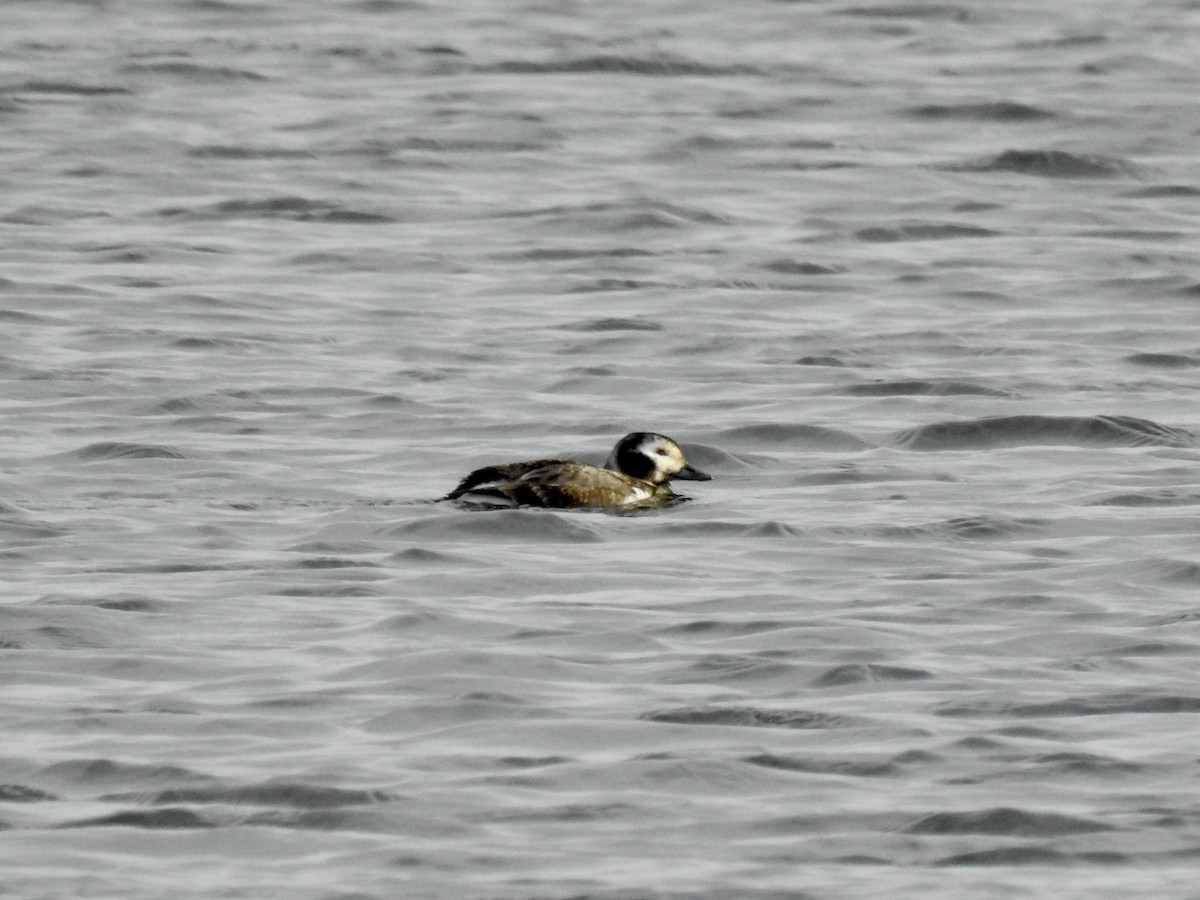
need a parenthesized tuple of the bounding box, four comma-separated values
(3, 1, 1200, 897)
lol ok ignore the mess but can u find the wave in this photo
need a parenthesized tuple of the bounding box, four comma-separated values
(242, 809, 394, 830)
(1123, 185, 1200, 198)
(641, 706, 859, 729)
(565, 278, 673, 293)
(386, 509, 603, 543)
(0, 784, 56, 801)
(1124, 352, 1199, 368)
(121, 62, 267, 82)
(188, 145, 317, 160)
(63, 807, 217, 829)
(1020, 751, 1145, 776)
(654, 617, 795, 638)
(397, 135, 550, 153)
(906, 101, 1056, 121)
(492, 247, 652, 262)
(795, 355, 849, 367)
(50, 774, 394, 831)
(943, 149, 1145, 178)
(135, 783, 392, 808)
(9, 81, 133, 96)
(0, 513, 68, 541)
(906, 807, 1113, 836)
(157, 196, 396, 223)
(650, 519, 806, 539)
(936, 693, 1200, 718)
(856, 222, 1001, 242)
(837, 4, 971, 21)
(744, 753, 898, 777)
(36, 592, 164, 613)
(893, 415, 1195, 450)
(812, 663, 934, 686)
(761, 258, 845, 276)
(1092, 490, 1200, 507)
(931, 849, 1118, 868)
(717, 423, 874, 451)
(42, 758, 211, 786)
(846, 379, 1010, 397)
(479, 54, 760, 77)
(496, 197, 733, 233)
(64, 442, 191, 461)
(835, 515, 1045, 543)
(559, 317, 663, 332)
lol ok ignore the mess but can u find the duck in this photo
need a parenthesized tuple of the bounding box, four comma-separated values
(443, 432, 711, 509)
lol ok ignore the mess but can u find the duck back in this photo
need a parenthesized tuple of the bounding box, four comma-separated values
(445, 460, 664, 508)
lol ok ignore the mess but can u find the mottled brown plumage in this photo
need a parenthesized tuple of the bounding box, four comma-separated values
(443, 433, 710, 509)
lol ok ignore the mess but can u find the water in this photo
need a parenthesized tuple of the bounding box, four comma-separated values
(3, 1, 1200, 897)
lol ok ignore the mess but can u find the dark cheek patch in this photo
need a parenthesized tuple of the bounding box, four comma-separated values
(617, 447, 655, 480)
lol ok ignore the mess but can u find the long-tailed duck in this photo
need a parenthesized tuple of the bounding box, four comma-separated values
(444, 432, 711, 509)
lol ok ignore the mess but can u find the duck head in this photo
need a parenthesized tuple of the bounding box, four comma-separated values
(605, 432, 711, 485)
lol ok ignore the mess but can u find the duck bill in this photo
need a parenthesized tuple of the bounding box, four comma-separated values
(674, 463, 711, 482)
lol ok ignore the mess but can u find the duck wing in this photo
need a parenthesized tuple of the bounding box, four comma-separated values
(444, 459, 567, 502)
(445, 461, 659, 508)
(511, 464, 656, 508)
